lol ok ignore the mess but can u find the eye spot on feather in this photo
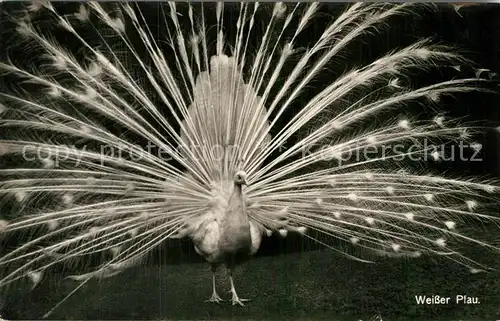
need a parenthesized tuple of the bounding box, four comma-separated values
(106, 17, 125, 33)
(42, 247, 61, 259)
(366, 136, 377, 144)
(404, 212, 415, 221)
(431, 151, 441, 161)
(391, 243, 401, 252)
(315, 198, 323, 206)
(83, 87, 98, 100)
(459, 128, 471, 140)
(364, 217, 375, 225)
(272, 2, 287, 18)
(424, 194, 434, 202)
(364, 172, 374, 180)
(27, 0, 52, 12)
(86, 176, 97, 185)
(350, 237, 359, 244)
(77, 124, 92, 135)
(104, 208, 116, 215)
(295, 226, 307, 235)
(418, 48, 432, 59)
(435, 238, 446, 248)
(62, 194, 74, 206)
(47, 220, 59, 231)
(51, 53, 68, 69)
(110, 246, 121, 257)
(117, 157, 126, 166)
(278, 229, 288, 237)
(42, 158, 55, 169)
(444, 221, 456, 230)
(385, 186, 395, 195)
(87, 227, 99, 238)
(282, 42, 294, 58)
(470, 142, 481, 152)
(346, 193, 358, 202)
(189, 34, 200, 49)
(125, 183, 135, 194)
(330, 121, 342, 130)
(465, 200, 477, 211)
(87, 61, 103, 77)
(75, 4, 90, 21)
(398, 119, 410, 130)
(434, 115, 445, 127)
(15, 191, 28, 203)
(128, 228, 138, 238)
(28, 271, 43, 289)
(47, 86, 62, 98)
(411, 251, 422, 258)
(389, 78, 402, 88)
(333, 211, 341, 219)
(138, 212, 149, 220)
(397, 169, 409, 176)
(330, 150, 343, 161)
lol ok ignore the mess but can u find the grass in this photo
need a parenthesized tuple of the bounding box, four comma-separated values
(4, 249, 500, 321)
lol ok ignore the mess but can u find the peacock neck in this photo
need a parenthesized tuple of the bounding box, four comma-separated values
(227, 182, 248, 221)
(233, 183, 242, 195)
(231, 183, 243, 207)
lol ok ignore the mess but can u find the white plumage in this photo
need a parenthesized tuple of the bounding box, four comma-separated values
(0, 2, 499, 317)
(183, 171, 262, 305)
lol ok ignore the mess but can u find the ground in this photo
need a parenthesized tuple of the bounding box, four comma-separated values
(4, 249, 500, 320)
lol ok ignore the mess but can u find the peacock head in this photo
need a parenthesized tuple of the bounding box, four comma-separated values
(233, 171, 248, 186)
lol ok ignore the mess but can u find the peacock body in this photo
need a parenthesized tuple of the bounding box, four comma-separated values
(0, 1, 499, 317)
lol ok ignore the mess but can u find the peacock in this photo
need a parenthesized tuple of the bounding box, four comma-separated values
(187, 170, 257, 305)
(0, 1, 499, 317)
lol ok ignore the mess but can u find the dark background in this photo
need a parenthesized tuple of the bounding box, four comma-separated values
(0, 2, 500, 320)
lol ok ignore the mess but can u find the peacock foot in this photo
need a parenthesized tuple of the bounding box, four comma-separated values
(205, 292, 224, 304)
(231, 296, 251, 307)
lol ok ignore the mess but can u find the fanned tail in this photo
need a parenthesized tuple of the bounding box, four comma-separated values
(0, 2, 499, 318)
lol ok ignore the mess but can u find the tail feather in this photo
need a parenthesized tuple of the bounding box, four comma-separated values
(180, 54, 271, 178)
(0, 3, 498, 317)
(247, 170, 500, 269)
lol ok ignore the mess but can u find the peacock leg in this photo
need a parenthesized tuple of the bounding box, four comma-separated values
(228, 268, 251, 306)
(205, 264, 224, 303)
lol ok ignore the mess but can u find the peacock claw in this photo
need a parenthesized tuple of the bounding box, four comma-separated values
(231, 297, 251, 306)
(205, 293, 224, 303)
